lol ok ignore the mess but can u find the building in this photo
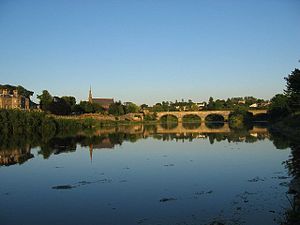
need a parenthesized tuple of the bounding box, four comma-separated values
(196, 102, 206, 110)
(88, 87, 114, 110)
(0, 89, 30, 110)
(249, 103, 258, 108)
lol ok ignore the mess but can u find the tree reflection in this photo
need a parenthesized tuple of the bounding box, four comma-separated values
(205, 122, 224, 129)
(269, 129, 300, 224)
(0, 123, 272, 166)
(182, 122, 201, 129)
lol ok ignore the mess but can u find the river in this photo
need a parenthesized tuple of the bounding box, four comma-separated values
(0, 123, 294, 225)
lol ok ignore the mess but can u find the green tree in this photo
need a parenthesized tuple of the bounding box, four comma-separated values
(62, 96, 76, 107)
(140, 104, 148, 110)
(125, 102, 139, 113)
(108, 101, 125, 116)
(284, 68, 300, 111)
(37, 90, 53, 111)
(92, 103, 105, 113)
(229, 107, 253, 129)
(268, 94, 290, 119)
(207, 97, 215, 110)
(152, 103, 164, 112)
(48, 97, 71, 115)
(79, 101, 94, 113)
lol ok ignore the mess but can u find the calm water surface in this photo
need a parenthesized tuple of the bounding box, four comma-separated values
(0, 124, 292, 225)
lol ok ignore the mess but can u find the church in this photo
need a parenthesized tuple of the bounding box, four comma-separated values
(88, 87, 114, 110)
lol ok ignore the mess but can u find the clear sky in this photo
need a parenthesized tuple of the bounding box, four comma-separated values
(0, 0, 299, 105)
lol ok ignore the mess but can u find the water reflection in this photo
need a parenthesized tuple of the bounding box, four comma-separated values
(269, 129, 300, 224)
(0, 123, 270, 166)
(0, 145, 33, 166)
(0, 122, 297, 225)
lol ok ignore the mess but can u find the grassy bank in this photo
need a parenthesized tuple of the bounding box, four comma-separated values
(0, 109, 100, 140)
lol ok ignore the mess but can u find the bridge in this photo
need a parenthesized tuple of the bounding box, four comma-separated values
(156, 110, 267, 122)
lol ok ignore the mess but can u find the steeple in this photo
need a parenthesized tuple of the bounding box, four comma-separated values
(88, 85, 92, 103)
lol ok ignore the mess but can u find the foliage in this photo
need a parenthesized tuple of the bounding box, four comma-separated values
(0, 84, 34, 98)
(0, 109, 98, 143)
(37, 90, 53, 111)
(124, 102, 140, 113)
(205, 114, 225, 122)
(78, 101, 105, 114)
(48, 97, 71, 115)
(0, 109, 56, 141)
(108, 101, 125, 116)
(229, 108, 253, 129)
(182, 114, 201, 123)
(284, 68, 300, 112)
(268, 94, 290, 120)
(160, 115, 178, 123)
(144, 113, 157, 121)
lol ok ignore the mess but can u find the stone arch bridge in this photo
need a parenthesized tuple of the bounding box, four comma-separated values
(156, 110, 267, 122)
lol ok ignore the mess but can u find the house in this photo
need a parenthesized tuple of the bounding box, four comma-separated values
(0, 89, 30, 110)
(249, 103, 258, 108)
(88, 87, 114, 110)
(238, 100, 246, 104)
(196, 102, 206, 110)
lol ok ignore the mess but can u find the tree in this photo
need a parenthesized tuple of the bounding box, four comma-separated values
(62, 96, 76, 107)
(207, 97, 215, 110)
(92, 103, 105, 113)
(140, 104, 148, 110)
(48, 97, 71, 115)
(268, 94, 290, 119)
(229, 107, 253, 129)
(152, 103, 163, 112)
(79, 101, 94, 113)
(124, 102, 139, 113)
(37, 90, 53, 111)
(108, 101, 125, 116)
(284, 68, 300, 111)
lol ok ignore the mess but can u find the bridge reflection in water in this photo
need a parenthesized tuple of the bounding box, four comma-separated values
(91, 122, 268, 136)
(156, 122, 268, 134)
(157, 122, 231, 133)
(0, 123, 269, 166)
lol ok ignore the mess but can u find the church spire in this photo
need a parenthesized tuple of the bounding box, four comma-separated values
(88, 85, 92, 103)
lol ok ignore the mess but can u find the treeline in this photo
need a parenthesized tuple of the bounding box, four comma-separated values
(37, 90, 140, 116)
(146, 96, 268, 112)
(36, 90, 269, 116)
(37, 90, 105, 115)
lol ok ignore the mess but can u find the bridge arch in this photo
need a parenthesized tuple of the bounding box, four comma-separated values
(159, 114, 179, 123)
(182, 114, 201, 129)
(205, 114, 225, 122)
(156, 110, 265, 123)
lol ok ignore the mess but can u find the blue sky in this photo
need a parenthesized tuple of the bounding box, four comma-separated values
(0, 0, 299, 105)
